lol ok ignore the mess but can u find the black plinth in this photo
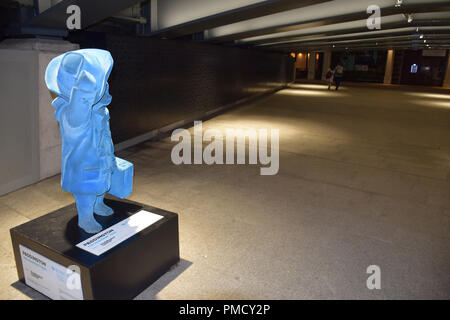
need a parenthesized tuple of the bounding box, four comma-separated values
(10, 198, 179, 300)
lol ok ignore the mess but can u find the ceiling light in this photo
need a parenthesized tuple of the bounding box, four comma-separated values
(408, 15, 413, 23)
(419, 34, 424, 39)
(395, 0, 403, 8)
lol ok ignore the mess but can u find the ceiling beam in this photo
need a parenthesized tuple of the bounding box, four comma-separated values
(255, 24, 450, 51)
(286, 36, 450, 48)
(150, 0, 330, 39)
(207, 1, 450, 43)
(268, 36, 450, 52)
(251, 19, 450, 47)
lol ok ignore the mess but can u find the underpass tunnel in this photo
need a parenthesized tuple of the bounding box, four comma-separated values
(0, 0, 449, 300)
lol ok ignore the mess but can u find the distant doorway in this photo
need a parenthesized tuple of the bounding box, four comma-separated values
(295, 52, 308, 79)
(314, 52, 324, 80)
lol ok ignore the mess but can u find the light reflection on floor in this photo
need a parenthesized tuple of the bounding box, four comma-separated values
(403, 91, 450, 110)
(404, 92, 450, 100)
(278, 88, 348, 97)
(1, 84, 449, 300)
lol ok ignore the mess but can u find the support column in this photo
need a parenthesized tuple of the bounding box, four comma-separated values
(443, 50, 450, 88)
(322, 51, 332, 80)
(384, 49, 395, 84)
(150, 0, 158, 32)
(307, 52, 315, 80)
(0, 39, 79, 183)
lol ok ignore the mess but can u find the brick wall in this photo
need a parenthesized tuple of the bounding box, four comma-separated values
(76, 33, 294, 143)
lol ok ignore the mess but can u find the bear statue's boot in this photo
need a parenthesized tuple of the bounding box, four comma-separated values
(94, 193, 114, 216)
(74, 194, 102, 233)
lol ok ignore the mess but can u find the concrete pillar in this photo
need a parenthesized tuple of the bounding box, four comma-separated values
(322, 51, 332, 80)
(293, 55, 297, 82)
(38, 0, 61, 13)
(307, 52, 315, 80)
(151, 0, 159, 32)
(0, 39, 79, 182)
(384, 49, 395, 84)
(443, 50, 450, 88)
(38, 0, 52, 13)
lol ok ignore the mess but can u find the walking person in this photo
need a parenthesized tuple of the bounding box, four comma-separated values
(333, 63, 344, 91)
(325, 67, 334, 90)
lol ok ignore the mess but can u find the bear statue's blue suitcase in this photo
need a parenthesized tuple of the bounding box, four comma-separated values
(109, 157, 133, 199)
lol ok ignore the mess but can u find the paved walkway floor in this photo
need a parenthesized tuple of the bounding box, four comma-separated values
(1, 83, 449, 299)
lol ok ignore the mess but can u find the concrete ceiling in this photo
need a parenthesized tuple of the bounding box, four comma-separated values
(20, 0, 450, 51)
(149, 0, 330, 38)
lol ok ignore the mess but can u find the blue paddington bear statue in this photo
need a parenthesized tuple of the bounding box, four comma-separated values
(45, 49, 133, 234)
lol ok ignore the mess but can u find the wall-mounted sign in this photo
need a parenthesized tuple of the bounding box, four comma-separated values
(422, 50, 446, 57)
(355, 64, 369, 71)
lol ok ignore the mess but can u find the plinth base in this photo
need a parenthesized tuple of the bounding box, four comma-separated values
(10, 198, 179, 300)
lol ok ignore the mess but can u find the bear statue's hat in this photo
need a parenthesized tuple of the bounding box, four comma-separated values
(45, 48, 113, 103)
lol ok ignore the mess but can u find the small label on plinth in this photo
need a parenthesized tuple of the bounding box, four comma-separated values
(76, 210, 163, 256)
(20, 245, 83, 300)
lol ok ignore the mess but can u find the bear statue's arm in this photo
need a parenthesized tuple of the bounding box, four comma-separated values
(51, 96, 68, 123)
(66, 70, 98, 128)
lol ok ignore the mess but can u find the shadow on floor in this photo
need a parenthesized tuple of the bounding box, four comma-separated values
(135, 258, 193, 300)
(11, 281, 49, 300)
(11, 258, 192, 300)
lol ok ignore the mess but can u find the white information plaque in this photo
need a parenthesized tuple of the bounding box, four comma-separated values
(19, 245, 83, 300)
(76, 210, 163, 256)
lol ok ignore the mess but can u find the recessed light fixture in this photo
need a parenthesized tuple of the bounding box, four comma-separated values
(395, 0, 403, 8)
(419, 34, 424, 39)
(405, 14, 413, 23)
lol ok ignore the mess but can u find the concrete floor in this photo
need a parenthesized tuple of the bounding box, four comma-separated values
(1, 83, 449, 299)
